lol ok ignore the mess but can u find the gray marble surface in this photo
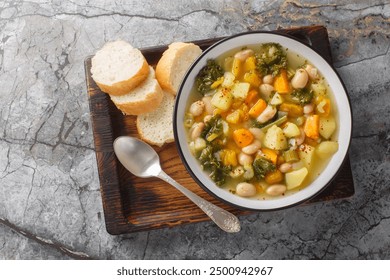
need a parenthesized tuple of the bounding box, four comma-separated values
(0, 0, 389, 260)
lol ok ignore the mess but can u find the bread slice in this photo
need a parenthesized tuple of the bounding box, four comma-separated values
(136, 91, 175, 147)
(110, 67, 163, 115)
(155, 42, 202, 95)
(91, 40, 149, 96)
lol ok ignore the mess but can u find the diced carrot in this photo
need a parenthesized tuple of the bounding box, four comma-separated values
(279, 102, 303, 117)
(261, 148, 278, 164)
(233, 128, 254, 148)
(248, 98, 267, 118)
(265, 170, 284, 184)
(277, 155, 285, 165)
(315, 96, 331, 116)
(273, 69, 291, 94)
(255, 183, 265, 193)
(304, 114, 320, 140)
(244, 89, 259, 106)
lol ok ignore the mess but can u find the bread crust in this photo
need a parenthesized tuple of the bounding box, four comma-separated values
(155, 42, 201, 95)
(110, 82, 163, 115)
(94, 59, 150, 96)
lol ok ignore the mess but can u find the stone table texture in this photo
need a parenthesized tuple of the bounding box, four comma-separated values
(0, 0, 389, 260)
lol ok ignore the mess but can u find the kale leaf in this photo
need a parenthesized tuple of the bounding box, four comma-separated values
(196, 59, 224, 95)
(255, 43, 287, 76)
(252, 157, 276, 179)
(198, 145, 231, 186)
(291, 88, 314, 105)
(201, 114, 224, 142)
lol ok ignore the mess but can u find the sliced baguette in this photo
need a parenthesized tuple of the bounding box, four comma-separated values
(155, 42, 202, 95)
(136, 91, 175, 147)
(91, 40, 149, 96)
(110, 67, 163, 115)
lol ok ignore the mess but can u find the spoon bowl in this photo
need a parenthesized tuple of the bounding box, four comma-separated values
(113, 136, 241, 233)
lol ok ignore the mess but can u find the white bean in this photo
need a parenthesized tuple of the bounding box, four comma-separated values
(249, 127, 264, 141)
(236, 182, 257, 197)
(203, 114, 212, 123)
(256, 105, 277, 123)
(266, 184, 287, 196)
(303, 103, 314, 114)
(202, 96, 214, 115)
(304, 64, 319, 80)
(191, 122, 205, 140)
(242, 140, 261, 155)
(259, 84, 274, 98)
(189, 100, 205, 117)
(262, 74, 274, 85)
(291, 69, 309, 89)
(238, 152, 253, 166)
(279, 163, 292, 173)
(234, 49, 254, 61)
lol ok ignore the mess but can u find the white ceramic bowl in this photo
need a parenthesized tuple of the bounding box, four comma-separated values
(173, 31, 352, 211)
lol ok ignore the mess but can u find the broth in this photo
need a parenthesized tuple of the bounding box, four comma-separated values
(185, 43, 339, 200)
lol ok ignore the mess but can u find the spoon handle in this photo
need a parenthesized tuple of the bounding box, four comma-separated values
(157, 171, 241, 233)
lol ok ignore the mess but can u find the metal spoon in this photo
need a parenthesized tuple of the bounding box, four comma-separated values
(113, 136, 241, 233)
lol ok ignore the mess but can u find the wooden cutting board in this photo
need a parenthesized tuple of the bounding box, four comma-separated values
(84, 25, 354, 235)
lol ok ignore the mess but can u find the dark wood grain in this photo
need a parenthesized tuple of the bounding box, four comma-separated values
(84, 25, 355, 235)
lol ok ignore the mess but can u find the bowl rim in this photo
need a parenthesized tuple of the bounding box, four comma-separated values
(173, 30, 352, 211)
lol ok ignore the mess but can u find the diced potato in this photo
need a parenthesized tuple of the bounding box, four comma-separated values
(316, 141, 339, 158)
(231, 82, 250, 99)
(269, 92, 284, 106)
(226, 110, 241, 124)
(211, 88, 233, 111)
(311, 82, 327, 96)
(263, 125, 288, 150)
(285, 167, 308, 190)
(221, 72, 235, 88)
(298, 144, 315, 169)
(319, 116, 336, 139)
(283, 122, 300, 138)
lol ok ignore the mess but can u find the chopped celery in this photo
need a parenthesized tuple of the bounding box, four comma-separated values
(260, 115, 288, 132)
(283, 150, 299, 163)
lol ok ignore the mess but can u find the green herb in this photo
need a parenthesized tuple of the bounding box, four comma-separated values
(198, 145, 231, 186)
(291, 88, 314, 104)
(255, 43, 287, 76)
(201, 115, 224, 142)
(196, 59, 224, 94)
(252, 157, 276, 179)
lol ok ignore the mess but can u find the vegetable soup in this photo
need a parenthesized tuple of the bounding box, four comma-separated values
(185, 43, 339, 199)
